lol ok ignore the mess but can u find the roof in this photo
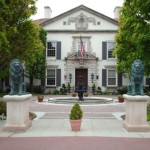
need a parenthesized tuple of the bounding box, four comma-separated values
(33, 18, 50, 25)
(33, 5, 118, 27)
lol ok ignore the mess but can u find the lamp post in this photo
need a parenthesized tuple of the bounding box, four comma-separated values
(91, 73, 94, 83)
(69, 73, 72, 83)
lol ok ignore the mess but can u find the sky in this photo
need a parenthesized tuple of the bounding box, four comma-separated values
(32, 0, 124, 20)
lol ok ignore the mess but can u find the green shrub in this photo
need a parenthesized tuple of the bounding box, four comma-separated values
(29, 112, 37, 120)
(117, 86, 128, 95)
(147, 102, 150, 114)
(69, 103, 83, 120)
(0, 100, 6, 115)
(147, 113, 150, 121)
(26, 85, 45, 94)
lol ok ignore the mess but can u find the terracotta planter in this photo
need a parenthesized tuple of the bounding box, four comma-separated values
(118, 97, 124, 103)
(38, 97, 44, 102)
(70, 119, 82, 131)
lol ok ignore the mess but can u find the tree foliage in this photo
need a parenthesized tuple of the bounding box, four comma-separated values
(25, 28, 47, 91)
(0, 0, 43, 77)
(0, 0, 44, 91)
(114, 0, 150, 75)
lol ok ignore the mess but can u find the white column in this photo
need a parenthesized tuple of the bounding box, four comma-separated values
(3, 94, 32, 132)
(123, 94, 150, 132)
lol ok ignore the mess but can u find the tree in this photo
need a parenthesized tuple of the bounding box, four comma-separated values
(0, 0, 44, 91)
(114, 0, 150, 75)
(25, 28, 47, 92)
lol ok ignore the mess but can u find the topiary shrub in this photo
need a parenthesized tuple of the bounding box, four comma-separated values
(69, 103, 83, 120)
(0, 100, 6, 115)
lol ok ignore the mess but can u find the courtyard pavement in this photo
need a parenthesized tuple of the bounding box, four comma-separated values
(0, 95, 150, 150)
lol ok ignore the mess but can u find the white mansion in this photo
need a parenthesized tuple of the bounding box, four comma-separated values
(34, 5, 149, 93)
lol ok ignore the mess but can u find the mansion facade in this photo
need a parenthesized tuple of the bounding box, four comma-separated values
(34, 5, 149, 93)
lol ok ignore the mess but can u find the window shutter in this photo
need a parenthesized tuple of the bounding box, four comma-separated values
(41, 78, 45, 86)
(56, 69, 61, 86)
(118, 73, 122, 86)
(146, 78, 150, 85)
(102, 69, 107, 86)
(102, 42, 107, 60)
(57, 42, 61, 60)
(5, 77, 9, 86)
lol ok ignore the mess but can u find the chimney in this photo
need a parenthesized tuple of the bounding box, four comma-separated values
(44, 6, 52, 18)
(114, 6, 121, 20)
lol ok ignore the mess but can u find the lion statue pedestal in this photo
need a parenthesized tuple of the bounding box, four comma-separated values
(3, 59, 32, 132)
(3, 94, 32, 132)
(123, 59, 150, 132)
(123, 94, 150, 132)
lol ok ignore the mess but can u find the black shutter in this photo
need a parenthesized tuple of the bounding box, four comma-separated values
(56, 42, 61, 60)
(102, 69, 107, 86)
(56, 69, 61, 86)
(118, 73, 122, 86)
(41, 78, 45, 86)
(146, 78, 150, 85)
(5, 77, 9, 86)
(102, 42, 107, 60)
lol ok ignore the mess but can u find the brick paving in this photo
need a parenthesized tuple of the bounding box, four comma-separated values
(0, 95, 150, 150)
(0, 137, 150, 150)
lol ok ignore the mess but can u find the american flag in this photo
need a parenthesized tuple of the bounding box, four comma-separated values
(80, 36, 84, 58)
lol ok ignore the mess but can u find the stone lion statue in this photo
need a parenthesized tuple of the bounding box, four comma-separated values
(9, 59, 26, 95)
(127, 59, 144, 95)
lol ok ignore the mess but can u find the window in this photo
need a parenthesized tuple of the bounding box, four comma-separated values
(97, 21, 100, 25)
(63, 21, 66, 25)
(107, 42, 115, 59)
(47, 42, 56, 57)
(77, 41, 86, 57)
(47, 70, 55, 86)
(107, 70, 117, 86)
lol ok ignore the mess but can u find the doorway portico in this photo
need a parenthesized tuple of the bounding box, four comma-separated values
(65, 52, 98, 91)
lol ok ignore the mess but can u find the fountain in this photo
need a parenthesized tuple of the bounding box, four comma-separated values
(75, 78, 87, 101)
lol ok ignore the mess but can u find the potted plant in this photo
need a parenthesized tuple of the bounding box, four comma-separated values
(118, 95, 124, 103)
(37, 95, 44, 102)
(84, 92, 89, 97)
(117, 86, 127, 103)
(72, 92, 77, 97)
(67, 82, 71, 93)
(69, 103, 83, 131)
(92, 83, 96, 94)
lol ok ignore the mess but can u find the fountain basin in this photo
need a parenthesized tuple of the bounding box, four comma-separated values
(46, 97, 114, 105)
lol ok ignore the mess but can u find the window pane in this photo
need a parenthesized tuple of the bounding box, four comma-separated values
(108, 70, 116, 86)
(47, 42, 56, 57)
(47, 70, 56, 85)
(108, 70, 115, 78)
(47, 70, 55, 76)
(107, 42, 115, 58)
(47, 78, 55, 85)
(108, 78, 116, 85)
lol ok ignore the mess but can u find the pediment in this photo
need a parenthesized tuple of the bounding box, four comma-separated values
(40, 5, 118, 30)
(65, 52, 98, 60)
